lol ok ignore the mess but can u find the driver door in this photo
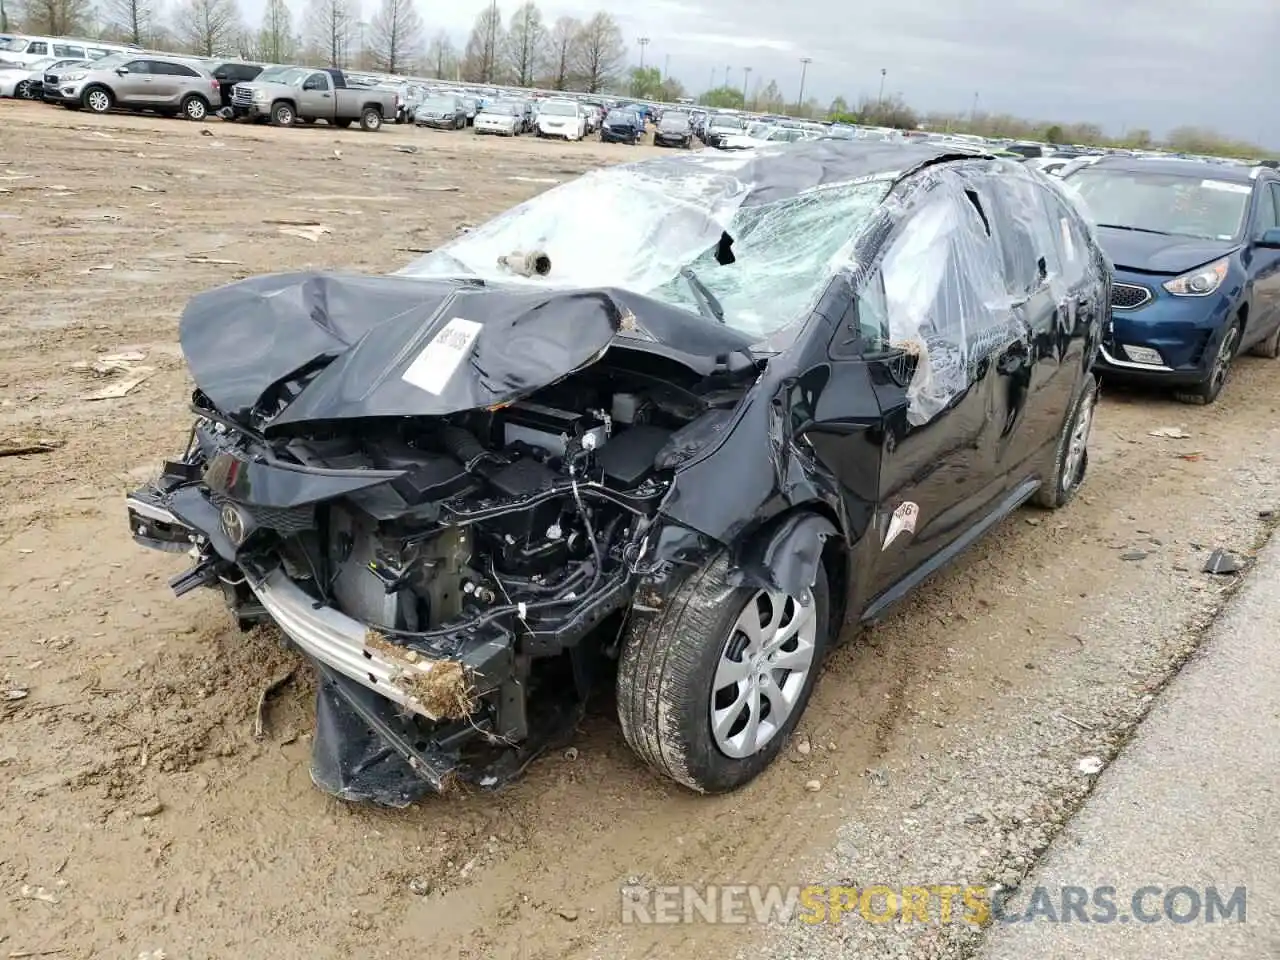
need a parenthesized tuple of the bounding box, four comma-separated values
(298, 71, 332, 119)
(851, 176, 1012, 608)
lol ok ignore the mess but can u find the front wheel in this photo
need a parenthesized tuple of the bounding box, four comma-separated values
(270, 101, 294, 126)
(1175, 320, 1241, 405)
(83, 86, 113, 114)
(617, 552, 830, 793)
(15, 80, 33, 99)
(359, 107, 382, 131)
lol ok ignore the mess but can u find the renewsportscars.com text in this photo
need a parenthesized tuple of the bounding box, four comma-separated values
(619, 884, 1247, 925)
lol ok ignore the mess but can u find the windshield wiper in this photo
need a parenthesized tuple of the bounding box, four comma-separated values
(1096, 223, 1174, 236)
(679, 267, 725, 323)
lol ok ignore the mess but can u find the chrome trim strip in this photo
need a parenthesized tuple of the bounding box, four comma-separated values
(126, 496, 182, 525)
(1098, 343, 1173, 371)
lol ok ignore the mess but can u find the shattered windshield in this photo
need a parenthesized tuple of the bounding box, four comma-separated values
(1065, 168, 1251, 241)
(398, 158, 890, 341)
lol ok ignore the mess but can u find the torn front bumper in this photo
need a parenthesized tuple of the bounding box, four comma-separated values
(124, 485, 609, 803)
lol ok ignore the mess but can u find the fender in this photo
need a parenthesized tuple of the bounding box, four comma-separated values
(728, 509, 839, 601)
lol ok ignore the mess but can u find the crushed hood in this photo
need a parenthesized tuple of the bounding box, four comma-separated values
(179, 271, 756, 434)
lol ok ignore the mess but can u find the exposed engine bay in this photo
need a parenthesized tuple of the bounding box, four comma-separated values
(130, 328, 755, 803)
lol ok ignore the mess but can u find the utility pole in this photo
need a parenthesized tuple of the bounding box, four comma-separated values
(742, 66, 751, 107)
(724, 65, 731, 88)
(877, 67, 886, 111)
(637, 36, 650, 70)
(663, 54, 669, 80)
(970, 90, 979, 124)
(797, 56, 812, 114)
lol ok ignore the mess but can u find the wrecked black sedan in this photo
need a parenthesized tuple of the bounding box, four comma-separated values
(127, 141, 1109, 805)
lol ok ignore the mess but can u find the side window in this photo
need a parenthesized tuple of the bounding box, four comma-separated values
(125, 60, 150, 73)
(979, 172, 1059, 298)
(1037, 184, 1093, 284)
(53, 44, 76, 57)
(850, 184, 1009, 423)
(302, 72, 327, 91)
(88, 47, 111, 58)
(1257, 184, 1280, 232)
(173, 63, 200, 77)
(28, 41, 48, 55)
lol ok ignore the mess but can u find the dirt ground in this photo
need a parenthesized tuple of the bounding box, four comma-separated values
(1, 102, 1277, 960)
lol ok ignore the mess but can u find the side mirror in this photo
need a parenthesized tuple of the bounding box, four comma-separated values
(1257, 228, 1280, 249)
(115, 67, 129, 75)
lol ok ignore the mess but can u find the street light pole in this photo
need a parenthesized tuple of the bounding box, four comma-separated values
(797, 57, 812, 114)
(877, 67, 886, 110)
(724, 65, 731, 88)
(637, 36, 650, 70)
(970, 90, 979, 123)
(742, 66, 752, 106)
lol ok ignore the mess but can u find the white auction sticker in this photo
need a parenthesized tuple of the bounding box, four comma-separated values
(401, 317, 483, 394)
(1201, 180, 1251, 194)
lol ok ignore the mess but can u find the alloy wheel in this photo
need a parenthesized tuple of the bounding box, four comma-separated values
(710, 589, 817, 759)
(1211, 325, 1240, 394)
(1062, 397, 1094, 493)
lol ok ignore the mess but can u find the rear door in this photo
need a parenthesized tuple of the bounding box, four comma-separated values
(972, 168, 1088, 476)
(146, 61, 186, 104)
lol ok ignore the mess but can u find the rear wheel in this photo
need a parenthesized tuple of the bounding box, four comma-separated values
(1175, 319, 1241, 405)
(333, 118, 352, 128)
(83, 86, 113, 114)
(1249, 321, 1280, 359)
(359, 107, 382, 131)
(617, 552, 831, 793)
(270, 101, 295, 126)
(180, 94, 208, 121)
(1033, 373, 1097, 509)
(15, 80, 33, 99)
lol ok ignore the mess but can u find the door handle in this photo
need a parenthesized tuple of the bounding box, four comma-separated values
(322, 92, 331, 98)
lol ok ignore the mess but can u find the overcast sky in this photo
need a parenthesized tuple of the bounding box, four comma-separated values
(288, 0, 1280, 145)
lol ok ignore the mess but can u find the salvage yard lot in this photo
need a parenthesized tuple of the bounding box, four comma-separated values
(1, 102, 1278, 960)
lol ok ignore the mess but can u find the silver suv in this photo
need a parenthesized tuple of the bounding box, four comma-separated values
(47, 52, 221, 120)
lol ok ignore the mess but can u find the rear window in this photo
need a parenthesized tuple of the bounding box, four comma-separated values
(53, 44, 85, 57)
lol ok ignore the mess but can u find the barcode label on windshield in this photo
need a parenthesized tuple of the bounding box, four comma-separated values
(402, 317, 482, 395)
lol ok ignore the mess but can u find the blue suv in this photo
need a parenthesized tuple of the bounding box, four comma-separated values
(1064, 158, 1280, 403)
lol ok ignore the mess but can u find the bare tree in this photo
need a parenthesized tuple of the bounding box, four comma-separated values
(543, 15, 579, 90)
(503, 1, 544, 88)
(13, 0, 92, 34)
(461, 2, 503, 83)
(304, 0, 354, 69)
(424, 30, 458, 79)
(104, 0, 155, 44)
(571, 12, 623, 94)
(173, 0, 243, 56)
(367, 0, 423, 75)
(254, 0, 295, 62)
